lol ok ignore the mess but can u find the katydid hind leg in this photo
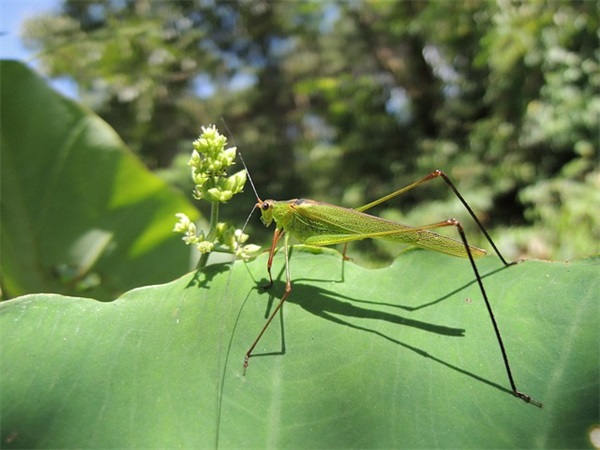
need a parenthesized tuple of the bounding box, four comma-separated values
(355, 170, 511, 266)
(448, 218, 542, 407)
(435, 171, 511, 266)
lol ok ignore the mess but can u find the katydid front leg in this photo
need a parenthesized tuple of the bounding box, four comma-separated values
(264, 228, 284, 289)
(244, 231, 291, 373)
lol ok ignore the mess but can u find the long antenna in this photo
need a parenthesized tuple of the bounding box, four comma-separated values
(236, 153, 262, 254)
(220, 118, 262, 202)
(219, 119, 262, 255)
(238, 152, 262, 202)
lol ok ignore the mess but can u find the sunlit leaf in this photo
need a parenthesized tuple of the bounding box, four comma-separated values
(1, 248, 597, 448)
(0, 60, 199, 300)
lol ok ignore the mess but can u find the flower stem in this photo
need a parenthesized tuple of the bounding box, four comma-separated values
(197, 201, 220, 270)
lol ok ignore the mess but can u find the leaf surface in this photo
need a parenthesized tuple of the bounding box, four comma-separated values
(0, 60, 198, 300)
(1, 248, 597, 448)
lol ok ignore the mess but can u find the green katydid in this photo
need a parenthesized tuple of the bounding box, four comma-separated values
(239, 157, 541, 407)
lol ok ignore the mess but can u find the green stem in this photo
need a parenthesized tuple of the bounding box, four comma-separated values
(196, 201, 220, 270)
(197, 250, 209, 270)
(208, 201, 220, 238)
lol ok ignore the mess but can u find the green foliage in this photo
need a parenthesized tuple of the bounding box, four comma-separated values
(1, 248, 598, 448)
(0, 61, 199, 300)
(19, 1, 598, 261)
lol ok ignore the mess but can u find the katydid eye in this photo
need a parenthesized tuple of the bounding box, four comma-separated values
(261, 202, 270, 210)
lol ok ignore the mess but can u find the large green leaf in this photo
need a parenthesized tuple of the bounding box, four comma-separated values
(0, 60, 198, 300)
(1, 248, 598, 448)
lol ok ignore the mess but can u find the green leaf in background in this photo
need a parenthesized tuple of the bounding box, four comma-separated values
(0, 60, 199, 300)
(1, 248, 598, 448)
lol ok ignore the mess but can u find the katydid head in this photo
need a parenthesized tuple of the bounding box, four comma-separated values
(257, 199, 275, 227)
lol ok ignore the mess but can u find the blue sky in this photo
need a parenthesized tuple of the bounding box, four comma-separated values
(1, 0, 78, 98)
(1, 0, 60, 59)
(0, 0, 249, 100)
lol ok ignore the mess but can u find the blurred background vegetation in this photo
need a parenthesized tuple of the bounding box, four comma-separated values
(21, 0, 599, 265)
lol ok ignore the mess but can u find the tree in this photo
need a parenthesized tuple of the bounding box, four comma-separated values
(20, 0, 599, 260)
